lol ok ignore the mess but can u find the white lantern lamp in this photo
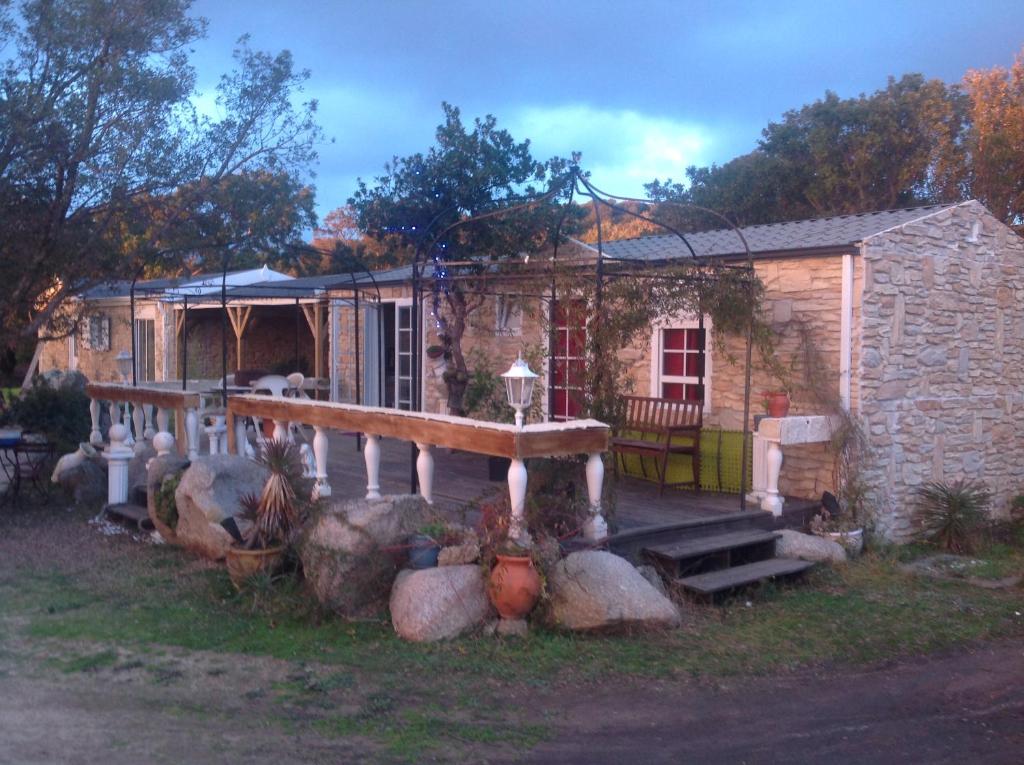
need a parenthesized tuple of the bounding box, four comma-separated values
(115, 350, 133, 384)
(501, 353, 538, 429)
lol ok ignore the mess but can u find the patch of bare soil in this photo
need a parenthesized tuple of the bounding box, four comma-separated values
(519, 641, 1024, 765)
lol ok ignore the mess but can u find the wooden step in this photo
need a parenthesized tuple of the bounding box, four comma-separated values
(104, 502, 154, 532)
(677, 557, 814, 596)
(644, 529, 780, 563)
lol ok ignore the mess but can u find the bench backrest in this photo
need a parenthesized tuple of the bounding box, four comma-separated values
(621, 395, 702, 432)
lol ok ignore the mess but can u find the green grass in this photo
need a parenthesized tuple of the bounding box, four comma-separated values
(2, 515, 1023, 760)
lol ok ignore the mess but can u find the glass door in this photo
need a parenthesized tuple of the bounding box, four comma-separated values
(395, 304, 413, 410)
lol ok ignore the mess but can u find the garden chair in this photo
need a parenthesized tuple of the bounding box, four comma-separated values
(11, 438, 55, 505)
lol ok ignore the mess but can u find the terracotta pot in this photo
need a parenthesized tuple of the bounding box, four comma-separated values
(225, 545, 284, 590)
(765, 392, 790, 418)
(487, 554, 542, 619)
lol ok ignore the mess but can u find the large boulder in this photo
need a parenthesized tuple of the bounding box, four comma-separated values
(300, 494, 433, 617)
(546, 550, 681, 632)
(174, 455, 268, 560)
(389, 565, 491, 642)
(776, 529, 847, 564)
(146, 454, 190, 543)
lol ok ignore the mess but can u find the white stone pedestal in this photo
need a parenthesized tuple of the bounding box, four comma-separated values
(747, 415, 837, 516)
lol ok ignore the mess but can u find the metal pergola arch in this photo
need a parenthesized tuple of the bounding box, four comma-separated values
(406, 165, 758, 510)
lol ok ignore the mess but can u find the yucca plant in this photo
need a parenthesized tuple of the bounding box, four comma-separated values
(243, 440, 313, 550)
(913, 479, 990, 554)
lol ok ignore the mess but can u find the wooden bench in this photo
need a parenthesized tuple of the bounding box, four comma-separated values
(611, 396, 702, 495)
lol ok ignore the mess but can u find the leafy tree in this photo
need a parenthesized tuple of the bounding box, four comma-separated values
(309, 205, 404, 273)
(0, 0, 321, 348)
(349, 102, 577, 413)
(649, 74, 967, 224)
(954, 48, 1024, 230)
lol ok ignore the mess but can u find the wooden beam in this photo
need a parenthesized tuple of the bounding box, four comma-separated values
(85, 382, 201, 411)
(226, 394, 609, 459)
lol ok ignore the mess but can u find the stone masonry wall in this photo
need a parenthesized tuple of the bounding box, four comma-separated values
(858, 202, 1024, 540)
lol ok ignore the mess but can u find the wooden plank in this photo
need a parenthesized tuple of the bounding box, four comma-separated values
(677, 558, 814, 595)
(226, 395, 609, 460)
(86, 383, 200, 411)
(644, 530, 780, 562)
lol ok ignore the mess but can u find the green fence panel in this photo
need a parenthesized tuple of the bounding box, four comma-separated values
(616, 428, 752, 493)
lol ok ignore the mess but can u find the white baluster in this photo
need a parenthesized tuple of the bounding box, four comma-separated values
(235, 416, 249, 458)
(583, 452, 608, 541)
(272, 419, 287, 443)
(89, 399, 102, 446)
(507, 457, 530, 544)
(155, 407, 169, 434)
(313, 426, 331, 498)
(415, 442, 434, 505)
(184, 406, 199, 461)
(762, 440, 784, 516)
(103, 424, 132, 505)
(132, 400, 145, 452)
(122, 401, 134, 448)
(364, 434, 381, 499)
(107, 401, 119, 442)
(153, 431, 175, 458)
(143, 404, 155, 440)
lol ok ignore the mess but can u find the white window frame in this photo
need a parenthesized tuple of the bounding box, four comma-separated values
(649, 313, 712, 410)
(494, 293, 523, 337)
(81, 315, 110, 351)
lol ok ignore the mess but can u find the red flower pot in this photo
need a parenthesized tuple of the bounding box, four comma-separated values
(487, 554, 541, 619)
(764, 392, 790, 418)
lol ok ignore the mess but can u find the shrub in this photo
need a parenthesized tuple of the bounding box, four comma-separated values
(0, 380, 90, 454)
(153, 473, 182, 530)
(913, 480, 990, 554)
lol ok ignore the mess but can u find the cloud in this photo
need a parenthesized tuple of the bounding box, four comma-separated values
(507, 104, 715, 197)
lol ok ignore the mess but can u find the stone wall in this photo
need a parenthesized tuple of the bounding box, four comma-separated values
(858, 201, 1024, 540)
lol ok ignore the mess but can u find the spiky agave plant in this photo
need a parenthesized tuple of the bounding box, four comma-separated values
(247, 440, 312, 550)
(913, 479, 990, 554)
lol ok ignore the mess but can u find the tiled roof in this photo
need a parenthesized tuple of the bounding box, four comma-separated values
(593, 203, 960, 261)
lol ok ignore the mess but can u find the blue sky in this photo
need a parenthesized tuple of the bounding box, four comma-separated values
(190, 0, 1023, 222)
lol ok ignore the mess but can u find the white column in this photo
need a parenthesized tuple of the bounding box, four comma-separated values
(762, 440, 784, 516)
(415, 443, 434, 505)
(582, 452, 608, 541)
(507, 458, 530, 544)
(89, 399, 102, 446)
(103, 424, 133, 505)
(364, 434, 381, 499)
(272, 419, 288, 443)
(107, 401, 119, 441)
(184, 406, 199, 460)
(313, 426, 332, 498)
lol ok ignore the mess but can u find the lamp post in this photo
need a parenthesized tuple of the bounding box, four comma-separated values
(501, 353, 538, 430)
(501, 353, 538, 543)
(115, 351, 133, 384)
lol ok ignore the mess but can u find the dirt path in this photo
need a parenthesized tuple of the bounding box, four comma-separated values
(523, 641, 1024, 765)
(2, 640, 1022, 764)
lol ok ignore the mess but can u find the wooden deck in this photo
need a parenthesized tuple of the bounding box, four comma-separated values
(321, 432, 817, 533)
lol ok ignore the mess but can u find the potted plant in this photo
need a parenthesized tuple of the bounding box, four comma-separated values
(425, 345, 448, 378)
(225, 440, 312, 589)
(810, 491, 864, 555)
(486, 541, 542, 620)
(762, 390, 790, 418)
(407, 520, 448, 569)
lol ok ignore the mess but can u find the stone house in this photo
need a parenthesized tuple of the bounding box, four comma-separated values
(40, 201, 1024, 539)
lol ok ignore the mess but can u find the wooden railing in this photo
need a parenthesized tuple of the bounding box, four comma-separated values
(84, 383, 203, 459)
(226, 394, 612, 541)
